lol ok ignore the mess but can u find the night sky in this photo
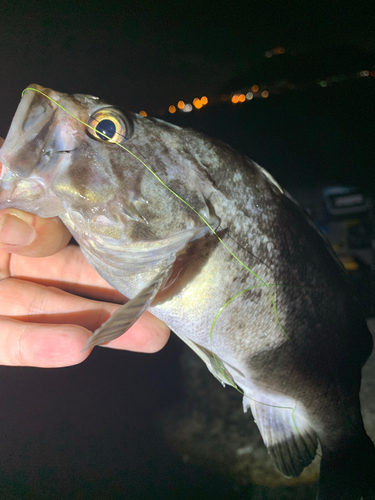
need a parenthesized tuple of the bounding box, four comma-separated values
(1, 0, 374, 191)
(0, 1, 375, 499)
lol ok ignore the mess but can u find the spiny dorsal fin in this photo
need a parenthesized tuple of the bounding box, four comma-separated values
(244, 395, 318, 477)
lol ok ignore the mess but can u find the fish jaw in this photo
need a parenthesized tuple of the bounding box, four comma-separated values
(0, 85, 87, 217)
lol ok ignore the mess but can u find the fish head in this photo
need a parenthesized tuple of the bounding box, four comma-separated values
(0, 84, 136, 219)
(0, 84, 217, 240)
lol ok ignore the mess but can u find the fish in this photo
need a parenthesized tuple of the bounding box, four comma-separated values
(0, 84, 374, 499)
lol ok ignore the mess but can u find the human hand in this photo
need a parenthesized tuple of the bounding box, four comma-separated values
(0, 205, 170, 368)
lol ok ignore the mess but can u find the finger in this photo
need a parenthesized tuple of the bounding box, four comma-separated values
(0, 208, 71, 258)
(0, 278, 171, 353)
(6, 245, 125, 302)
(104, 310, 171, 353)
(0, 317, 91, 367)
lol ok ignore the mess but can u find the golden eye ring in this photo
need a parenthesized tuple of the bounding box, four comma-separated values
(87, 107, 133, 143)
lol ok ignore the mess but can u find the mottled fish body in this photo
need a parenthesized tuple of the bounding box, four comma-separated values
(0, 85, 374, 499)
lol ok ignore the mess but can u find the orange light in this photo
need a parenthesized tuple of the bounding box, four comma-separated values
(251, 85, 259, 93)
(177, 100, 185, 109)
(275, 46, 285, 54)
(238, 94, 246, 102)
(261, 90, 269, 98)
(168, 105, 176, 114)
(201, 96, 208, 105)
(193, 98, 202, 109)
(231, 94, 239, 104)
(139, 110, 147, 117)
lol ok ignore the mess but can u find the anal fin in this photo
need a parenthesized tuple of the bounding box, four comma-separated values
(244, 395, 318, 477)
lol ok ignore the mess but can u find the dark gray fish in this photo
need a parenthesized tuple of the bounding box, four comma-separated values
(0, 85, 374, 499)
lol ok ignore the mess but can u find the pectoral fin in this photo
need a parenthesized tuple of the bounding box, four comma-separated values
(83, 267, 171, 351)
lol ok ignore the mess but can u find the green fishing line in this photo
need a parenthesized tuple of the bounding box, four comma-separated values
(21, 87, 307, 429)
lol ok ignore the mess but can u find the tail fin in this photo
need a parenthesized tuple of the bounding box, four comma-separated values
(317, 433, 375, 500)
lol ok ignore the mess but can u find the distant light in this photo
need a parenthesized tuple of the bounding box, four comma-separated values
(251, 84, 259, 93)
(371, 71, 375, 77)
(246, 92, 254, 100)
(139, 110, 147, 117)
(274, 46, 285, 54)
(319, 80, 327, 87)
(193, 98, 202, 109)
(221, 94, 228, 101)
(177, 100, 185, 109)
(201, 96, 208, 105)
(360, 70, 369, 77)
(231, 94, 239, 104)
(265, 50, 273, 58)
(182, 103, 193, 112)
(261, 90, 269, 98)
(168, 105, 176, 114)
(238, 94, 246, 102)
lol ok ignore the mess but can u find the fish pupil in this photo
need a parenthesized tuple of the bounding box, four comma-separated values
(96, 119, 116, 140)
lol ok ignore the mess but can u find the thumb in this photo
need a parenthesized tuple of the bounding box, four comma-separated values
(0, 209, 72, 257)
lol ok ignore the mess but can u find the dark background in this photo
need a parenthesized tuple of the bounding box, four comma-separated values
(0, 1, 374, 498)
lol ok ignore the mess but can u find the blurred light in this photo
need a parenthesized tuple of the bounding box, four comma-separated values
(251, 85, 259, 92)
(169, 105, 176, 114)
(193, 98, 202, 109)
(246, 92, 254, 100)
(201, 96, 208, 105)
(238, 94, 246, 102)
(139, 110, 147, 117)
(182, 103, 193, 112)
(274, 46, 285, 54)
(360, 70, 369, 77)
(231, 94, 239, 104)
(371, 71, 375, 77)
(319, 80, 327, 87)
(221, 94, 228, 101)
(265, 50, 273, 58)
(261, 90, 269, 98)
(177, 100, 185, 109)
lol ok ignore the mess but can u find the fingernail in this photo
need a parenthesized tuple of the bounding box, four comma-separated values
(0, 213, 36, 246)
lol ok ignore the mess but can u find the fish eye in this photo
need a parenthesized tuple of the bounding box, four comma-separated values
(87, 107, 133, 143)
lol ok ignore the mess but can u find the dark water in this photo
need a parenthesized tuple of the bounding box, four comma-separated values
(0, 334, 319, 500)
